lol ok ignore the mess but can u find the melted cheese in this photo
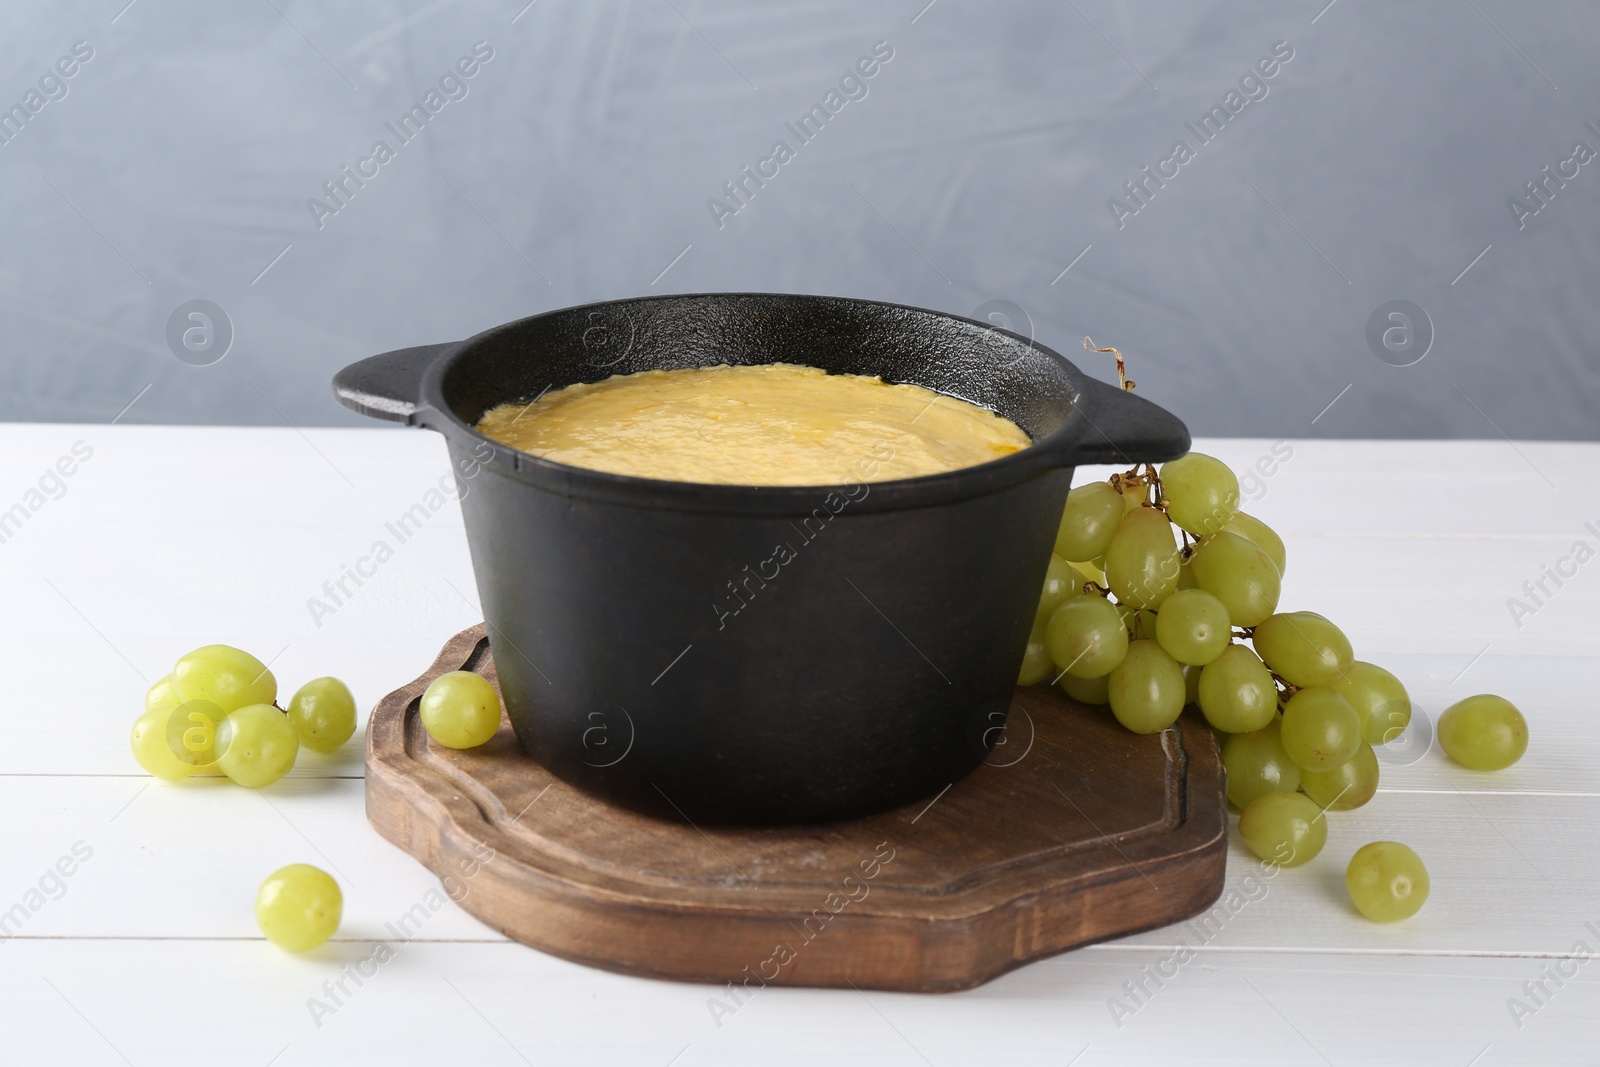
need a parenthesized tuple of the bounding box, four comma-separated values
(475, 363, 1030, 486)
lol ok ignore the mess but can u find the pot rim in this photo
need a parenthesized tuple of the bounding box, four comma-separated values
(348, 292, 1189, 516)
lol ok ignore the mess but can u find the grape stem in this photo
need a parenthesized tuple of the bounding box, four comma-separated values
(1084, 337, 1136, 392)
(1144, 463, 1167, 510)
(1111, 463, 1167, 511)
(1271, 673, 1299, 704)
(1110, 469, 1145, 505)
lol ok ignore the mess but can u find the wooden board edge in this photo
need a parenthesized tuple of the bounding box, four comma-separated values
(363, 626, 1232, 992)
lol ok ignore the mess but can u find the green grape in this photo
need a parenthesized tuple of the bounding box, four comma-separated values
(1223, 511, 1286, 576)
(145, 674, 182, 714)
(130, 707, 195, 781)
(146, 673, 230, 740)
(217, 704, 300, 788)
(1279, 687, 1362, 772)
(1103, 507, 1180, 609)
(1346, 842, 1429, 922)
(1181, 663, 1202, 706)
(1197, 644, 1278, 734)
(256, 864, 342, 951)
(169, 700, 225, 768)
(1222, 720, 1301, 807)
(1238, 791, 1325, 867)
(1251, 612, 1353, 688)
(1119, 480, 1149, 512)
(1055, 482, 1125, 562)
(1438, 694, 1528, 770)
(1044, 596, 1129, 679)
(1059, 670, 1110, 705)
(1070, 558, 1104, 587)
(135, 670, 235, 780)
(1176, 558, 1201, 590)
(172, 645, 277, 714)
(1035, 554, 1083, 626)
(1189, 531, 1281, 626)
(1154, 588, 1231, 666)
(1333, 662, 1412, 745)
(1018, 622, 1053, 686)
(288, 677, 357, 754)
(1301, 742, 1379, 810)
(1159, 453, 1239, 537)
(420, 671, 503, 749)
(1107, 640, 1186, 734)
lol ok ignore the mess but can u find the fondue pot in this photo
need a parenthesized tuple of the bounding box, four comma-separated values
(334, 293, 1189, 824)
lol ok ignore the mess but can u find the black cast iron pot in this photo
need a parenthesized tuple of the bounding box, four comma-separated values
(334, 293, 1189, 825)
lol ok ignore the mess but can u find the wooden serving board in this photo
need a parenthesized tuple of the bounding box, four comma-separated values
(366, 625, 1227, 992)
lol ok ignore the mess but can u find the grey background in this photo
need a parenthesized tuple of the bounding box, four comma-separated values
(2, 0, 1597, 438)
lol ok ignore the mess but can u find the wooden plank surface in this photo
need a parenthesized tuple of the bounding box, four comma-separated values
(1, 426, 1597, 1064)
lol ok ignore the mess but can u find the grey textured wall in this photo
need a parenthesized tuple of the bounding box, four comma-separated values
(3, 0, 1597, 438)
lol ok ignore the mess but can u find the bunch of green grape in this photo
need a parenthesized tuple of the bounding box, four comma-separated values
(1021, 451, 1531, 922)
(129, 644, 358, 789)
(126, 650, 501, 957)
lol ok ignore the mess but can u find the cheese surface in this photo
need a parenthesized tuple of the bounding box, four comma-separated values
(475, 363, 1031, 486)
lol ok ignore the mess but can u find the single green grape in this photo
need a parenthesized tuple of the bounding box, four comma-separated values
(1154, 588, 1231, 666)
(1197, 644, 1278, 734)
(1189, 531, 1281, 627)
(130, 706, 195, 780)
(1104, 507, 1180, 609)
(1301, 742, 1379, 810)
(1159, 453, 1239, 537)
(1181, 663, 1202, 707)
(217, 704, 300, 788)
(145, 674, 182, 715)
(1438, 694, 1528, 770)
(1034, 554, 1084, 626)
(1069, 558, 1104, 587)
(1175, 558, 1202, 591)
(170, 700, 226, 767)
(1279, 687, 1362, 772)
(1018, 622, 1053, 686)
(1058, 670, 1110, 705)
(1223, 511, 1286, 576)
(1055, 481, 1125, 562)
(146, 673, 230, 744)
(1044, 596, 1129, 679)
(256, 864, 342, 951)
(1238, 791, 1326, 867)
(1107, 640, 1186, 734)
(1251, 612, 1353, 688)
(1333, 661, 1412, 745)
(172, 644, 277, 714)
(1346, 842, 1429, 922)
(288, 677, 357, 754)
(420, 671, 503, 749)
(1119, 480, 1149, 511)
(1222, 719, 1301, 808)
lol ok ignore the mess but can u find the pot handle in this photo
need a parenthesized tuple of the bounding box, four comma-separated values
(1063, 374, 1192, 466)
(331, 342, 453, 425)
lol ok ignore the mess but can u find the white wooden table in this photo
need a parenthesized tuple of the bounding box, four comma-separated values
(2, 425, 1595, 1066)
